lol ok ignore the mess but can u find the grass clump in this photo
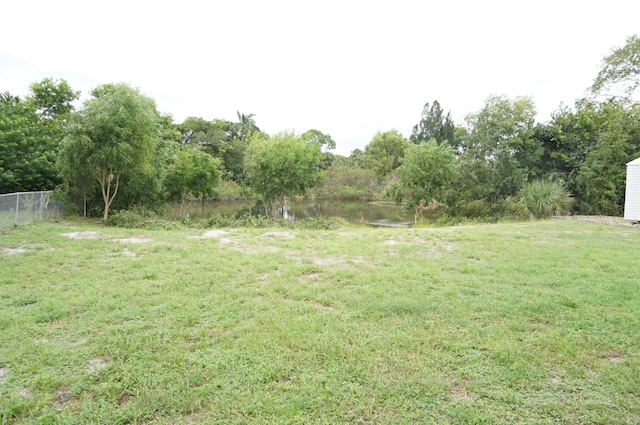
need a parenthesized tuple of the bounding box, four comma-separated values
(1, 219, 639, 423)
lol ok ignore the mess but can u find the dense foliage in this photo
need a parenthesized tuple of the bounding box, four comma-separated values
(0, 79, 78, 193)
(3, 35, 640, 221)
(245, 131, 325, 218)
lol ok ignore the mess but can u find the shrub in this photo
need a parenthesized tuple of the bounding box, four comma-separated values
(507, 179, 574, 219)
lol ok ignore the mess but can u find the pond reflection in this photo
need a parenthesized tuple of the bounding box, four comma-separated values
(167, 198, 416, 224)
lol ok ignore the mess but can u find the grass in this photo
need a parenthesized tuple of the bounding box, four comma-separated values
(0, 218, 639, 424)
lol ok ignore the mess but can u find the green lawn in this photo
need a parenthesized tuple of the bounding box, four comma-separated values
(1, 219, 639, 424)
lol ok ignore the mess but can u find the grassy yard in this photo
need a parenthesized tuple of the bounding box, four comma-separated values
(0, 219, 639, 424)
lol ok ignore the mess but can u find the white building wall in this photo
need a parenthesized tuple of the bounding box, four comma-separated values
(624, 158, 640, 220)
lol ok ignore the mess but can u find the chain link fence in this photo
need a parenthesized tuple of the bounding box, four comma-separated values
(0, 191, 63, 230)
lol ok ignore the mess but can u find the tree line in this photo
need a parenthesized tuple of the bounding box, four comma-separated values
(1, 35, 639, 221)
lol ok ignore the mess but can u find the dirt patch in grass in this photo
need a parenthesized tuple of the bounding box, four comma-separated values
(116, 237, 153, 244)
(299, 272, 323, 284)
(262, 231, 296, 239)
(312, 256, 354, 268)
(62, 231, 104, 239)
(54, 387, 72, 407)
(2, 246, 31, 255)
(601, 350, 625, 363)
(71, 338, 87, 346)
(236, 245, 280, 254)
(0, 366, 9, 385)
(338, 232, 359, 237)
(450, 385, 474, 401)
(88, 357, 108, 373)
(118, 392, 135, 406)
(197, 230, 230, 238)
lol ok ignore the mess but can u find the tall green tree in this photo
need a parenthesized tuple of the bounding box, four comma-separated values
(300, 129, 336, 151)
(301, 129, 336, 169)
(59, 83, 161, 220)
(0, 93, 42, 193)
(455, 96, 541, 210)
(591, 34, 640, 100)
(574, 101, 640, 215)
(537, 99, 640, 215)
(390, 139, 458, 215)
(164, 146, 221, 215)
(0, 79, 79, 194)
(245, 131, 325, 218)
(410, 101, 456, 146)
(179, 117, 249, 182)
(363, 130, 408, 178)
(27, 78, 79, 122)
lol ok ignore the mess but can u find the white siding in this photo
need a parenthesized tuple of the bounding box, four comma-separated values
(624, 158, 640, 220)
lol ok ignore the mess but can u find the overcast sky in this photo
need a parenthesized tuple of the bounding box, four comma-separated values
(2, 0, 639, 155)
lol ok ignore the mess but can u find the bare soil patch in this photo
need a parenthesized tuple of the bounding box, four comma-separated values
(88, 357, 108, 373)
(2, 246, 31, 255)
(601, 350, 625, 363)
(198, 229, 230, 238)
(450, 385, 474, 401)
(262, 231, 296, 239)
(0, 366, 9, 385)
(62, 231, 104, 239)
(54, 387, 72, 407)
(116, 237, 153, 244)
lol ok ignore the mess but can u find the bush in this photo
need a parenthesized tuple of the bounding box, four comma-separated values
(507, 179, 574, 219)
(310, 165, 386, 200)
(215, 179, 254, 200)
(106, 209, 156, 228)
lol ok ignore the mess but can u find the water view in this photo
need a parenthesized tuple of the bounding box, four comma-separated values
(167, 198, 416, 225)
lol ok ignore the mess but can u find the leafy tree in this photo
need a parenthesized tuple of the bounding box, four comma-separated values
(0, 79, 79, 194)
(300, 129, 336, 151)
(363, 130, 408, 178)
(455, 96, 541, 210)
(348, 149, 365, 168)
(389, 140, 458, 217)
(574, 102, 640, 215)
(591, 34, 640, 100)
(164, 147, 221, 215)
(410, 101, 456, 146)
(179, 117, 250, 182)
(301, 129, 336, 169)
(27, 78, 79, 121)
(537, 99, 640, 215)
(0, 94, 41, 193)
(245, 131, 325, 218)
(115, 114, 181, 211)
(59, 83, 161, 220)
(179, 117, 231, 150)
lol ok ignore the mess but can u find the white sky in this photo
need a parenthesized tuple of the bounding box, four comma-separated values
(2, 0, 639, 155)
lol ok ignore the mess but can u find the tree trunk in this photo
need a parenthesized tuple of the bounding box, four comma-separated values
(99, 168, 120, 221)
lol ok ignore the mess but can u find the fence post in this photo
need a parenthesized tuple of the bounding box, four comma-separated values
(39, 191, 44, 220)
(15, 192, 20, 226)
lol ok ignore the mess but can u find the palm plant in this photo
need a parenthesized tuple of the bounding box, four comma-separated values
(507, 179, 574, 219)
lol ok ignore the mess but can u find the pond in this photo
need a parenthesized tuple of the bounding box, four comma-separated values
(167, 198, 417, 226)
